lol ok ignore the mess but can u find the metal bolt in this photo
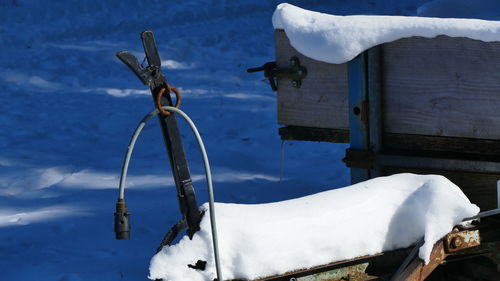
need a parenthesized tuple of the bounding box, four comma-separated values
(290, 59, 296, 66)
(451, 237, 463, 249)
(291, 81, 298, 87)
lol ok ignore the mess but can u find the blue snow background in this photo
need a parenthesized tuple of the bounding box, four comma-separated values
(0, 0, 498, 280)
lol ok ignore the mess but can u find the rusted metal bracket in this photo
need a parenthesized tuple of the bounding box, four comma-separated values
(395, 229, 481, 281)
(247, 57, 307, 91)
(444, 229, 481, 253)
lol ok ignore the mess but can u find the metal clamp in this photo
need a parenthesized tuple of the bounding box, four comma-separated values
(116, 51, 161, 86)
(247, 56, 307, 91)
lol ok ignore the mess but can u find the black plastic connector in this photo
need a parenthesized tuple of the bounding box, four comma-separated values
(114, 199, 131, 240)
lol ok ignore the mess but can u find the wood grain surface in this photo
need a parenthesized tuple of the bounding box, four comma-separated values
(275, 29, 349, 129)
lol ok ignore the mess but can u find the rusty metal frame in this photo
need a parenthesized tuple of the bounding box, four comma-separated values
(247, 253, 382, 281)
(240, 229, 481, 281)
(394, 229, 481, 281)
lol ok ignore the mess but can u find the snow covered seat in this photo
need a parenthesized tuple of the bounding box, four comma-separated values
(149, 174, 479, 281)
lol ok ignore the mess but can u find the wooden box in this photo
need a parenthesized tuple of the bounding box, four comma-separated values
(275, 29, 500, 210)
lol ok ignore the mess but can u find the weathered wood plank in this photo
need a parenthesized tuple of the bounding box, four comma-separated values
(275, 29, 349, 129)
(279, 126, 349, 143)
(377, 154, 500, 174)
(279, 127, 500, 157)
(384, 133, 500, 158)
(276, 32, 500, 140)
(382, 35, 500, 140)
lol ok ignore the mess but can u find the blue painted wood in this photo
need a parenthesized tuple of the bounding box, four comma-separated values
(347, 53, 369, 184)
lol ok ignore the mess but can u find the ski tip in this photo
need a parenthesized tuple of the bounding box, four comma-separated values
(141, 30, 154, 39)
(115, 51, 126, 58)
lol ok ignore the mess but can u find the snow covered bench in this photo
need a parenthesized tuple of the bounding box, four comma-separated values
(149, 174, 479, 281)
(272, 3, 500, 210)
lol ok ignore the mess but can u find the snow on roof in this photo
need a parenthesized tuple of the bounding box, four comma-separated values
(149, 173, 479, 281)
(272, 3, 500, 64)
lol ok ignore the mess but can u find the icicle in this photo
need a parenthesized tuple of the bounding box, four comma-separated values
(280, 140, 285, 182)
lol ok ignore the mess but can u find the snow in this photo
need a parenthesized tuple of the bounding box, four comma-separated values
(0, 205, 90, 227)
(150, 173, 479, 281)
(273, 3, 500, 64)
(0, 0, 493, 280)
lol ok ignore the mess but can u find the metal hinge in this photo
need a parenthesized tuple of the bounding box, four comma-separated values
(247, 56, 307, 91)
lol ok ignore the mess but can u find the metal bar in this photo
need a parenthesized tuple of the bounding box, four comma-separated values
(394, 239, 447, 281)
(390, 238, 424, 281)
(464, 208, 500, 221)
(347, 52, 370, 183)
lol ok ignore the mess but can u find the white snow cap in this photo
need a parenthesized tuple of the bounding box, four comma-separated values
(149, 173, 479, 281)
(272, 3, 500, 64)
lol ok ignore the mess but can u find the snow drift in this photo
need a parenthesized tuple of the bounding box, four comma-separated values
(149, 173, 479, 281)
(272, 3, 500, 64)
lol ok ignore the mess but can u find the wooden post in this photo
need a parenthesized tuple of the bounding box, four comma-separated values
(367, 46, 383, 178)
(347, 52, 369, 183)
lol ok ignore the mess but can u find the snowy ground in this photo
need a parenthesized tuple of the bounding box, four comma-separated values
(0, 0, 496, 280)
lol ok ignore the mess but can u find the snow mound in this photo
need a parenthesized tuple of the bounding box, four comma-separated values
(272, 3, 500, 64)
(149, 173, 479, 281)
